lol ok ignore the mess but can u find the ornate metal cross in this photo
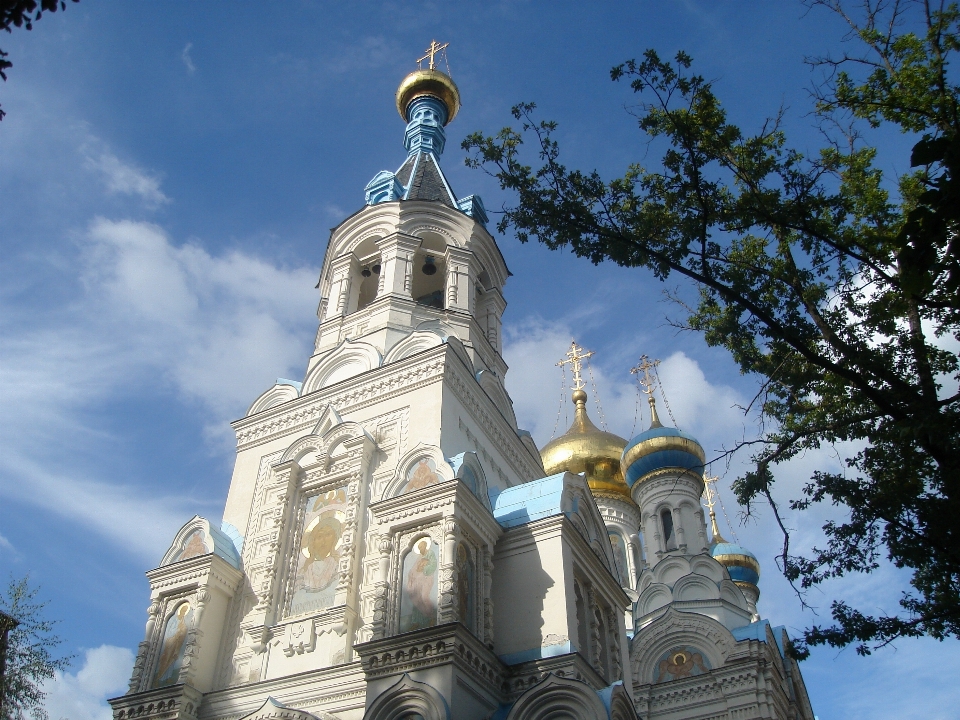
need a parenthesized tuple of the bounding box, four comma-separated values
(557, 340, 594, 391)
(417, 40, 449, 70)
(630, 354, 660, 396)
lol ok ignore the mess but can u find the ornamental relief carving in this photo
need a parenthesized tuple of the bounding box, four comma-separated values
(234, 356, 444, 450)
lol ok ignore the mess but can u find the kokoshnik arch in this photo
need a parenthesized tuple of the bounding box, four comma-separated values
(107, 46, 815, 720)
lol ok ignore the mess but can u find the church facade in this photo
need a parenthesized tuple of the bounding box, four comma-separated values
(109, 58, 815, 720)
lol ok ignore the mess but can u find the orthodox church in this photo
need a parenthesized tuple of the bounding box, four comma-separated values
(109, 50, 816, 720)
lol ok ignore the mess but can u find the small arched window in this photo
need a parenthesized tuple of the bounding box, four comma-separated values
(574, 581, 589, 657)
(661, 509, 677, 551)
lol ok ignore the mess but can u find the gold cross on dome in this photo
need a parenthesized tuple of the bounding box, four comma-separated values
(417, 40, 449, 70)
(630, 354, 660, 396)
(557, 340, 594, 391)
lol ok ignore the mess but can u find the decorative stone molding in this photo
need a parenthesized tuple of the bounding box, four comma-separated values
(110, 683, 203, 720)
(232, 351, 446, 451)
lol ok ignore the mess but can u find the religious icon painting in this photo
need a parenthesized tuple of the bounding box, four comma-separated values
(401, 457, 440, 494)
(172, 528, 209, 563)
(654, 646, 711, 683)
(153, 602, 194, 688)
(399, 536, 438, 633)
(608, 530, 629, 585)
(289, 487, 348, 616)
(455, 543, 476, 633)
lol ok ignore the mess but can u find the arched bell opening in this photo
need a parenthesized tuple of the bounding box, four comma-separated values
(354, 236, 383, 313)
(411, 233, 447, 309)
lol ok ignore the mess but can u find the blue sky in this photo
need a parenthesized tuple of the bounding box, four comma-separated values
(0, 1, 955, 718)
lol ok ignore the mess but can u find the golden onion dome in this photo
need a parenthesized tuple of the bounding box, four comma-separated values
(396, 68, 461, 125)
(540, 389, 632, 503)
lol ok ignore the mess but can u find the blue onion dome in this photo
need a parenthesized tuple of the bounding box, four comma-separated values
(620, 398, 705, 488)
(711, 540, 761, 588)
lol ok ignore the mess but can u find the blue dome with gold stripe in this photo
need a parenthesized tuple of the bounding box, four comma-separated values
(621, 425, 706, 488)
(711, 540, 761, 587)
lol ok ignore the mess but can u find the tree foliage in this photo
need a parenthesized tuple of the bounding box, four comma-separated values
(463, 0, 960, 656)
(0, 0, 79, 120)
(0, 577, 71, 720)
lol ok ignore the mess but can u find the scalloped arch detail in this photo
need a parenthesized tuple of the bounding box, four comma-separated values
(246, 382, 299, 417)
(363, 673, 449, 720)
(382, 444, 454, 500)
(672, 573, 721, 602)
(505, 673, 608, 720)
(476, 370, 517, 428)
(302, 340, 382, 394)
(383, 330, 444, 365)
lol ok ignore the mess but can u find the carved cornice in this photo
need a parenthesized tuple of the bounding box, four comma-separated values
(355, 621, 504, 696)
(233, 350, 447, 451)
(146, 554, 244, 597)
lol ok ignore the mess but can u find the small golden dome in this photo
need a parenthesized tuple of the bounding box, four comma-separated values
(540, 391, 632, 504)
(396, 68, 461, 125)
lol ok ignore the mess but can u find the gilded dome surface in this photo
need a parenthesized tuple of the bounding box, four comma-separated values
(540, 389, 632, 503)
(396, 69, 461, 125)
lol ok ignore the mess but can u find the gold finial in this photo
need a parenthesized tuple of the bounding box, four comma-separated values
(417, 40, 449, 71)
(702, 475, 726, 543)
(557, 340, 595, 392)
(630, 355, 663, 428)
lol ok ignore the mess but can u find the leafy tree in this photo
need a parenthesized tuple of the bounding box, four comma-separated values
(0, 0, 79, 120)
(0, 576, 72, 720)
(463, 0, 959, 657)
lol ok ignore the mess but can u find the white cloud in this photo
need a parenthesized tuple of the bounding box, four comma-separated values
(0, 218, 319, 561)
(181, 43, 196, 74)
(0, 532, 14, 553)
(44, 645, 134, 720)
(503, 316, 746, 452)
(81, 143, 170, 208)
(87, 153, 169, 207)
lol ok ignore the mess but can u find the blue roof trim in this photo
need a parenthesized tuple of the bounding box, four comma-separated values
(596, 681, 624, 719)
(276, 378, 302, 392)
(498, 639, 571, 666)
(732, 619, 788, 658)
(219, 521, 244, 557)
(491, 473, 567, 529)
(208, 523, 241, 569)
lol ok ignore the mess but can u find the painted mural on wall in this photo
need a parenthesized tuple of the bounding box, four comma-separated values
(456, 543, 476, 633)
(609, 530, 628, 585)
(399, 537, 438, 632)
(290, 488, 348, 616)
(153, 602, 194, 687)
(401, 458, 440, 494)
(654, 646, 711, 683)
(172, 528, 209, 563)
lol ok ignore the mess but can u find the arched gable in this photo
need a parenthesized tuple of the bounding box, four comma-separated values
(597, 682, 640, 720)
(160, 516, 240, 569)
(382, 444, 454, 500)
(302, 340, 382, 394)
(672, 573, 721, 602)
(383, 330, 444, 365)
(447, 451, 491, 509)
(505, 674, 608, 720)
(629, 606, 735, 687)
(363, 673, 449, 720)
(246, 381, 300, 417)
(238, 698, 324, 720)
